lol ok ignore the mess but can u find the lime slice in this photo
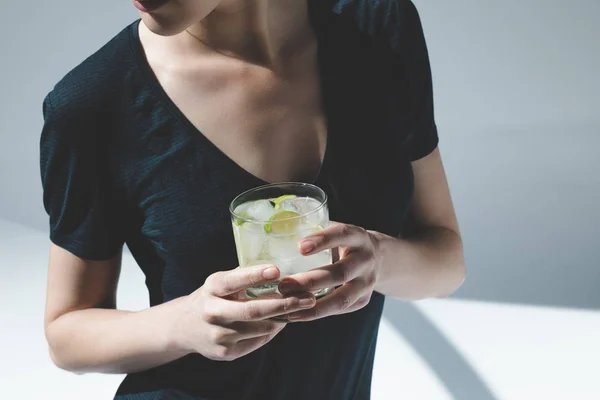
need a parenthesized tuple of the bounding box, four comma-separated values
(264, 210, 301, 234)
(233, 213, 247, 226)
(273, 194, 297, 210)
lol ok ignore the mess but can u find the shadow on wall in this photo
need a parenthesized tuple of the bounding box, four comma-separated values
(379, 126, 600, 399)
(383, 300, 498, 400)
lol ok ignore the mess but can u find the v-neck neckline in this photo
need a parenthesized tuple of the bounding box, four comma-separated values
(129, 0, 333, 187)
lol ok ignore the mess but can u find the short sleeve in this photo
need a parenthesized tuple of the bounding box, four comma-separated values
(393, 0, 439, 161)
(39, 92, 124, 261)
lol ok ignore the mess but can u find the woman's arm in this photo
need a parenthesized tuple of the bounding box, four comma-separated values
(278, 147, 466, 321)
(373, 147, 466, 299)
(44, 245, 188, 374)
(44, 245, 315, 375)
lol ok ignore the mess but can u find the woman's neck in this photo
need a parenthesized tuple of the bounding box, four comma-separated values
(185, 0, 312, 67)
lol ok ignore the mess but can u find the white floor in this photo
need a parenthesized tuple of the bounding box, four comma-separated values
(2, 218, 599, 399)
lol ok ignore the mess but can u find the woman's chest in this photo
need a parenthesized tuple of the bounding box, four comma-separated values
(116, 57, 414, 277)
(153, 53, 328, 184)
(118, 128, 411, 277)
(125, 138, 249, 272)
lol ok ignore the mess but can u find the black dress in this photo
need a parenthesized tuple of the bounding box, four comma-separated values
(39, 0, 439, 398)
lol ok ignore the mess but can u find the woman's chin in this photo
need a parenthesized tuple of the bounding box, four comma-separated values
(140, 14, 190, 37)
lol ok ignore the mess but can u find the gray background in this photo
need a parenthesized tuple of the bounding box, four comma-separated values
(2, 0, 598, 308)
(1, 1, 599, 399)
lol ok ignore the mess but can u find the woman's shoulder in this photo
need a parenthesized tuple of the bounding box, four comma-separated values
(322, 0, 423, 54)
(46, 21, 139, 115)
(330, 0, 417, 19)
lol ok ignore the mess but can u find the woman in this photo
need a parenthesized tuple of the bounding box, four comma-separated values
(40, 0, 466, 398)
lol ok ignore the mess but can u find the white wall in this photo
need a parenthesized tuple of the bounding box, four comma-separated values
(412, 0, 600, 308)
(0, 1, 138, 228)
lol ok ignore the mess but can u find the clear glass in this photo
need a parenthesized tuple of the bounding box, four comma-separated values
(230, 182, 333, 298)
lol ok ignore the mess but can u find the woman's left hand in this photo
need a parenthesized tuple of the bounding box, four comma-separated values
(277, 222, 381, 322)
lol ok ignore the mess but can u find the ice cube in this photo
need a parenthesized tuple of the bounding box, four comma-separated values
(288, 197, 325, 226)
(295, 223, 320, 239)
(306, 202, 328, 227)
(271, 256, 322, 278)
(298, 197, 321, 212)
(234, 202, 250, 216)
(266, 236, 301, 262)
(273, 259, 297, 278)
(286, 251, 333, 276)
(238, 223, 267, 263)
(276, 198, 302, 213)
(244, 200, 275, 222)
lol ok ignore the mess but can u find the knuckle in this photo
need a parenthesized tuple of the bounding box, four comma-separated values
(222, 350, 237, 362)
(212, 345, 235, 361)
(350, 224, 365, 236)
(208, 271, 228, 293)
(242, 301, 261, 321)
(369, 233, 379, 248)
(340, 224, 353, 236)
(356, 251, 376, 272)
(341, 265, 352, 283)
(303, 276, 317, 291)
(366, 272, 377, 287)
(201, 307, 220, 324)
(282, 297, 295, 312)
(264, 321, 280, 335)
(207, 327, 227, 344)
(368, 252, 379, 269)
(339, 294, 352, 310)
(222, 271, 238, 293)
(356, 295, 371, 309)
(261, 334, 272, 346)
(333, 264, 350, 283)
(311, 305, 321, 319)
(248, 268, 263, 286)
(204, 273, 218, 290)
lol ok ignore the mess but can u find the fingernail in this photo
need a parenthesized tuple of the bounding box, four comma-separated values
(300, 240, 316, 254)
(262, 267, 279, 280)
(278, 280, 297, 294)
(298, 296, 316, 308)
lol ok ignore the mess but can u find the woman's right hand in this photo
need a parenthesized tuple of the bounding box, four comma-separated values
(172, 265, 316, 362)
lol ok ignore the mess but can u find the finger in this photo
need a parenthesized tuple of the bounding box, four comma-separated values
(223, 293, 317, 322)
(230, 331, 281, 359)
(344, 294, 373, 313)
(278, 252, 369, 295)
(226, 320, 286, 341)
(299, 223, 368, 255)
(286, 281, 367, 322)
(205, 265, 280, 297)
